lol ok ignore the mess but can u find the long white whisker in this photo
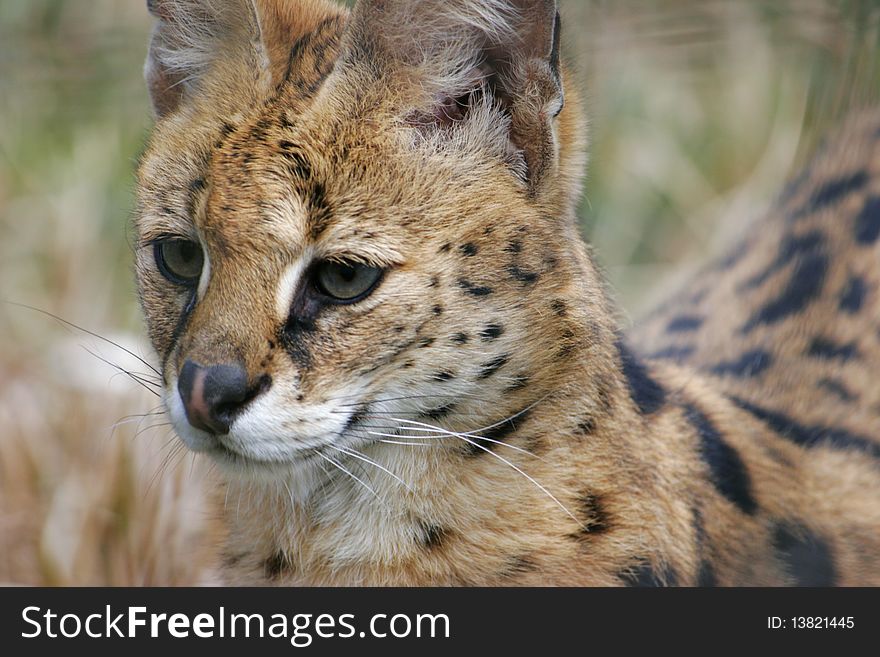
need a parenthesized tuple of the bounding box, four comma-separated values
(385, 420, 541, 460)
(315, 451, 383, 504)
(330, 445, 413, 493)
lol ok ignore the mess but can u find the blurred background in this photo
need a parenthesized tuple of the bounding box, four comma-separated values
(0, 0, 878, 585)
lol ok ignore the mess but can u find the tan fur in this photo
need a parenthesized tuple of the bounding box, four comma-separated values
(135, 0, 880, 586)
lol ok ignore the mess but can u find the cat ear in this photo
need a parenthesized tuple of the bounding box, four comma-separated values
(144, 0, 270, 117)
(342, 0, 564, 191)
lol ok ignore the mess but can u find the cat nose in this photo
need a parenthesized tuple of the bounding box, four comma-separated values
(177, 360, 250, 435)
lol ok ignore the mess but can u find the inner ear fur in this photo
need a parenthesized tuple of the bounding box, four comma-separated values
(343, 0, 565, 192)
(144, 0, 274, 118)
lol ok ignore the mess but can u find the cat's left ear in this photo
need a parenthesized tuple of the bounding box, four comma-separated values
(341, 0, 564, 192)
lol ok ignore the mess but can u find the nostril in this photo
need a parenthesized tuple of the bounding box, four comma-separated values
(178, 360, 269, 436)
(213, 373, 272, 425)
(203, 364, 249, 408)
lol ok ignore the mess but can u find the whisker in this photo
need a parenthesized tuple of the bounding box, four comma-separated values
(366, 427, 579, 527)
(6, 301, 162, 376)
(315, 451, 384, 504)
(384, 420, 542, 460)
(81, 346, 161, 397)
(446, 434, 581, 528)
(330, 445, 413, 493)
(377, 439, 435, 447)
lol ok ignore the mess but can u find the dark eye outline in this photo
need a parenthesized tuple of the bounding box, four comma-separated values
(153, 238, 204, 287)
(310, 260, 385, 305)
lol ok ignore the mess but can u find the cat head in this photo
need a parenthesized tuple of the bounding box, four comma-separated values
(135, 0, 595, 484)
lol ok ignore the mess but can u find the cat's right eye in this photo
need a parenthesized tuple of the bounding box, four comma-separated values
(154, 239, 204, 286)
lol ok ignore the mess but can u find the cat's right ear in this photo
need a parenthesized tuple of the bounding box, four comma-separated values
(144, 0, 270, 117)
(144, 0, 185, 116)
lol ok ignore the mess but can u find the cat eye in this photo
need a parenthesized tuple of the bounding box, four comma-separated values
(154, 239, 204, 286)
(313, 261, 383, 303)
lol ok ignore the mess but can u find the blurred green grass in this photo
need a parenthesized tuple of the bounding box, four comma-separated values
(0, 0, 878, 584)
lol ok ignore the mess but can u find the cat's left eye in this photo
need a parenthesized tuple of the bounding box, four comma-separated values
(313, 261, 384, 303)
(154, 239, 204, 286)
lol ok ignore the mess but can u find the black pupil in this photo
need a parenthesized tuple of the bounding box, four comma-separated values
(176, 242, 198, 266)
(159, 240, 202, 283)
(337, 265, 356, 283)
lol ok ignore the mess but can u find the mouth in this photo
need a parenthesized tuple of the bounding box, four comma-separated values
(198, 435, 325, 472)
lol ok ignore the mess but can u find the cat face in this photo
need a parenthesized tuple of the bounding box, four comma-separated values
(135, 0, 586, 483)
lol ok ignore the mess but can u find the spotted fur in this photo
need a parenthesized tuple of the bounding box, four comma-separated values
(135, 0, 880, 586)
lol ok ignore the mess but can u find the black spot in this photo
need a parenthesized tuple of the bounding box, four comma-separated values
(432, 371, 455, 382)
(616, 340, 666, 415)
(428, 276, 440, 288)
(439, 242, 452, 253)
(344, 405, 370, 433)
(507, 265, 539, 286)
(773, 523, 837, 586)
(741, 251, 828, 332)
(419, 523, 450, 551)
(478, 354, 509, 379)
(432, 304, 444, 316)
(264, 551, 291, 580)
(462, 408, 531, 457)
(458, 278, 494, 297)
(684, 404, 757, 515)
(189, 177, 206, 193)
(550, 299, 568, 317)
(742, 231, 823, 290)
(222, 552, 245, 568)
(620, 561, 677, 587)
(692, 509, 717, 587)
(480, 324, 504, 341)
(730, 396, 880, 460)
(709, 349, 773, 378)
(505, 240, 523, 254)
(807, 337, 859, 361)
(575, 416, 596, 435)
(839, 276, 867, 314)
(452, 332, 470, 344)
(460, 243, 478, 256)
(817, 378, 857, 403)
(649, 345, 696, 362)
(576, 492, 609, 535)
(855, 196, 880, 244)
(282, 147, 312, 180)
(696, 561, 718, 587)
(555, 328, 581, 361)
(505, 375, 530, 392)
(500, 555, 538, 579)
(667, 315, 704, 333)
(424, 403, 456, 421)
(789, 171, 868, 221)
